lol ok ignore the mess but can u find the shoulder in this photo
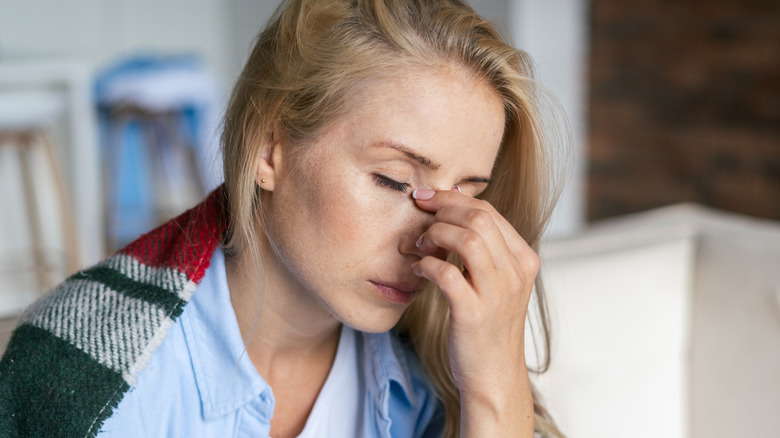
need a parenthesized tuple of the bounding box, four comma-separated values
(0, 249, 197, 437)
(0, 191, 225, 437)
(0, 254, 184, 437)
(96, 310, 200, 438)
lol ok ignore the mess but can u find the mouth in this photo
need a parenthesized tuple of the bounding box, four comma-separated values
(369, 280, 422, 305)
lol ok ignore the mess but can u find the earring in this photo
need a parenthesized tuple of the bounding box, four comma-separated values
(261, 178, 267, 184)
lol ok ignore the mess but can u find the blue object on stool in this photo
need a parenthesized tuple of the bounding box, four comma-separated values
(95, 55, 218, 251)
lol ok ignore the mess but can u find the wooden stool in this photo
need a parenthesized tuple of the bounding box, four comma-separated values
(95, 56, 217, 252)
(0, 128, 80, 292)
(102, 103, 205, 251)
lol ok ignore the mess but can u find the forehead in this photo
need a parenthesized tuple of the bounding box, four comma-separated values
(333, 64, 506, 176)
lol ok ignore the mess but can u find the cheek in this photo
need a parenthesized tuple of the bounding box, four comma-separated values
(321, 197, 365, 245)
(273, 157, 411, 272)
(317, 176, 393, 247)
(286, 165, 376, 252)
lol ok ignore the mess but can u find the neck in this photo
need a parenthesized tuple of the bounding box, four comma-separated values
(224, 239, 341, 374)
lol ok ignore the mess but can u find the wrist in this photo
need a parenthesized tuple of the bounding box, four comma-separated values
(458, 371, 534, 437)
(460, 386, 526, 422)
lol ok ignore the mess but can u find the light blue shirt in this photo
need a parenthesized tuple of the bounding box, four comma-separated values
(98, 247, 443, 437)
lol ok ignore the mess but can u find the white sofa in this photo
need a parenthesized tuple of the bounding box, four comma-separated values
(535, 204, 780, 438)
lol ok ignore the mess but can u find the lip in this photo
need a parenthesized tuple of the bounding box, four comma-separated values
(370, 280, 422, 305)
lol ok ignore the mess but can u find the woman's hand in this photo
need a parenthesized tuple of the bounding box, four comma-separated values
(411, 188, 537, 437)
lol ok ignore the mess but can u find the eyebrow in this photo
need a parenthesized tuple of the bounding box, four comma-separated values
(382, 141, 441, 170)
(377, 141, 493, 185)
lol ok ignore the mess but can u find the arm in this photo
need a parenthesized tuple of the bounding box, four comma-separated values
(411, 188, 538, 437)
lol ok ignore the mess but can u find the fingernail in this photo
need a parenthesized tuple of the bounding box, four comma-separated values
(416, 235, 424, 248)
(452, 185, 462, 193)
(411, 261, 422, 276)
(412, 189, 435, 200)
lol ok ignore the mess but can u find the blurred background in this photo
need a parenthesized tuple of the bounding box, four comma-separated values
(0, 0, 778, 437)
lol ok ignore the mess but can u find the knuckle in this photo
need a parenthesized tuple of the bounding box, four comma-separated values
(474, 198, 497, 215)
(467, 209, 492, 229)
(460, 230, 483, 253)
(514, 247, 540, 274)
(438, 263, 462, 286)
(525, 251, 541, 274)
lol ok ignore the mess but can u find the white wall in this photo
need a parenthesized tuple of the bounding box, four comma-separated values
(510, 0, 588, 237)
(226, 0, 280, 81)
(0, 0, 232, 89)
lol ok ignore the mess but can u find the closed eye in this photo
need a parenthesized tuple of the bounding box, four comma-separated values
(373, 174, 410, 193)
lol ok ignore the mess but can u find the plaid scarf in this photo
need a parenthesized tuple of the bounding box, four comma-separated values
(0, 188, 226, 437)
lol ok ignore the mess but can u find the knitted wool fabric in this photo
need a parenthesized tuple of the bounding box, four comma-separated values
(0, 188, 226, 437)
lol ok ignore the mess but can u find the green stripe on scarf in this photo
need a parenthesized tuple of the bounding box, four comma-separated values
(0, 324, 129, 437)
(72, 266, 187, 318)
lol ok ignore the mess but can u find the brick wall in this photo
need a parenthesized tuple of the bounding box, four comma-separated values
(588, 0, 780, 221)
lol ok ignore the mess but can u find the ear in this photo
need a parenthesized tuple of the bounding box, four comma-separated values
(255, 129, 284, 191)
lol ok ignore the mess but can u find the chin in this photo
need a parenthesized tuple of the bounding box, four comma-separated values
(337, 307, 406, 334)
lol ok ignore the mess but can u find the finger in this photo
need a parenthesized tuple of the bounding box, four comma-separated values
(417, 221, 500, 294)
(440, 192, 540, 278)
(414, 189, 531, 256)
(431, 205, 510, 257)
(412, 256, 476, 309)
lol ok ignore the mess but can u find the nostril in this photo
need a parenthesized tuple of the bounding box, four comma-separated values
(398, 233, 424, 257)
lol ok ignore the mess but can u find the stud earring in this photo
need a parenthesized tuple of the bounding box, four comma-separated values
(261, 178, 267, 184)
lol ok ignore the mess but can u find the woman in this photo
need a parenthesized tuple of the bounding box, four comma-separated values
(0, 0, 567, 436)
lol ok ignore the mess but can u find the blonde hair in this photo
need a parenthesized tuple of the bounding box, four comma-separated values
(221, 0, 568, 436)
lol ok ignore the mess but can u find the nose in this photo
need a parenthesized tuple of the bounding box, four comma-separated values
(398, 204, 441, 260)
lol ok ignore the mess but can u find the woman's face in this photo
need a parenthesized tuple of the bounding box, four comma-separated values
(263, 64, 506, 333)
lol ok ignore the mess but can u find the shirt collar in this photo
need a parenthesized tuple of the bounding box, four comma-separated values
(182, 246, 275, 421)
(183, 246, 420, 420)
(364, 330, 418, 407)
